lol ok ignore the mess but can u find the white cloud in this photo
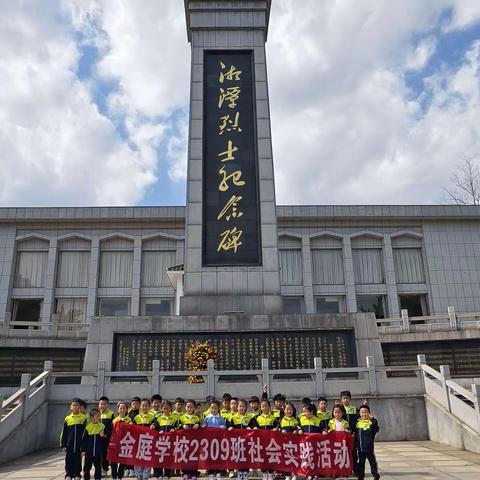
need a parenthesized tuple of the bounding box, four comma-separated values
(0, 0, 158, 206)
(267, 0, 480, 204)
(78, 0, 190, 183)
(405, 37, 437, 71)
(443, 0, 480, 31)
(1, 0, 480, 207)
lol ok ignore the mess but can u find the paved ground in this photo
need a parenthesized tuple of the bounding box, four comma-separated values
(0, 442, 479, 480)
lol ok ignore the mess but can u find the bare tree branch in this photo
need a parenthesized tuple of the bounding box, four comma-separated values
(442, 157, 480, 205)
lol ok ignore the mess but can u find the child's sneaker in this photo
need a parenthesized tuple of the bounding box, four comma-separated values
(216, 474, 222, 480)
(262, 474, 268, 480)
(65, 477, 72, 480)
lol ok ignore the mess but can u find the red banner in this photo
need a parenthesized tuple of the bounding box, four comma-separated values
(107, 423, 354, 477)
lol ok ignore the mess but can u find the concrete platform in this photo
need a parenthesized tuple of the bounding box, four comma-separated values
(0, 442, 479, 480)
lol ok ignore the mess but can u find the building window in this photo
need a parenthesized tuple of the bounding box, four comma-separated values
(99, 251, 133, 287)
(141, 251, 176, 287)
(393, 248, 425, 284)
(14, 251, 48, 288)
(399, 294, 428, 317)
(315, 296, 345, 314)
(12, 299, 43, 328)
(57, 251, 90, 287)
(141, 298, 172, 316)
(97, 298, 130, 316)
(312, 249, 344, 285)
(279, 249, 303, 285)
(56, 298, 87, 324)
(282, 296, 305, 314)
(352, 249, 384, 284)
(357, 294, 386, 318)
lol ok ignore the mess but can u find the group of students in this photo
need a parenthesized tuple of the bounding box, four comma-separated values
(60, 389, 380, 480)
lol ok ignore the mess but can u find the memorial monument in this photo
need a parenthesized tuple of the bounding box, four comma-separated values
(82, 0, 384, 379)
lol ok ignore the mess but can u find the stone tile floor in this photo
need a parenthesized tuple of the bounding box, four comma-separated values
(0, 442, 479, 480)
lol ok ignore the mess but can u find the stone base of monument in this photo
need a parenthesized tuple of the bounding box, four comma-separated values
(82, 312, 384, 386)
(179, 294, 284, 316)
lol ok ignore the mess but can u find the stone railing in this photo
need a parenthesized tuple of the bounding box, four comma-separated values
(417, 354, 480, 433)
(2, 357, 423, 406)
(376, 306, 480, 334)
(1, 313, 89, 338)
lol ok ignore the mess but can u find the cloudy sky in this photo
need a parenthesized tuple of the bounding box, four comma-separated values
(1, 0, 480, 207)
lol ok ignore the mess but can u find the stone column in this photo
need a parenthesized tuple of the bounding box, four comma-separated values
(86, 238, 100, 321)
(181, 0, 282, 315)
(302, 236, 314, 313)
(131, 237, 142, 316)
(0, 225, 16, 323)
(343, 236, 357, 313)
(41, 238, 57, 323)
(383, 234, 400, 317)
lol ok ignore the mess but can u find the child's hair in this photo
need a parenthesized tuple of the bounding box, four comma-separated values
(231, 397, 239, 402)
(71, 397, 82, 405)
(340, 390, 352, 399)
(304, 403, 317, 415)
(273, 393, 286, 402)
(210, 399, 220, 408)
(222, 393, 232, 401)
(205, 395, 214, 403)
(186, 399, 196, 407)
(163, 400, 173, 409)
(90, 408, 100, 417)
(318, 396, 328, 403)
(332, 403, 347, 417)
(80, 399, 87, 409)
(98, 396, 109, 402)
(301, 397, 312, 406)
(260, 399, 270, 407)
(249, 396, 260, 403)
(131, 396, 141, 403)
(238, 399, 247, 406)
(141, 398, 150, 405)
(175, 397, 185, 404)
(283, 401, 297, 416)
(151, 394, 162, 402)
(359, 404, 370, 412)
(117, 401, 128, 409)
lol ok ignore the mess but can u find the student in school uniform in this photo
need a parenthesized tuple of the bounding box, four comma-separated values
(98, 396, 115, 476)
(151, 400, 179, 480)
(111, 402, 132, 480)
(340, 390, 360, 474)
(203, 400, 227, 480)
(227, 399, 255, 480)
(150, 394, 163, 418)
(279, 402, 299, 480)
(316, 397, 332, 431)
(355, 405, 380, 480)
(298, 403, 322, 433)
(179, 400, 201, 480)
(81, 408, 106, 480)
(132, 398, 155, 480)
(60, 398, 87, 480)
(251, 400, 278, 480)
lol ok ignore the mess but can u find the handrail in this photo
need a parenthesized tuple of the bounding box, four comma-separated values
(1, 388, 26, 410)
(421, 364, 443, 380)
(417, 355, 480, 433)
(29, 371, 50, 389)
(377, 306, 480, 334)
(446, 379, 475, 402)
